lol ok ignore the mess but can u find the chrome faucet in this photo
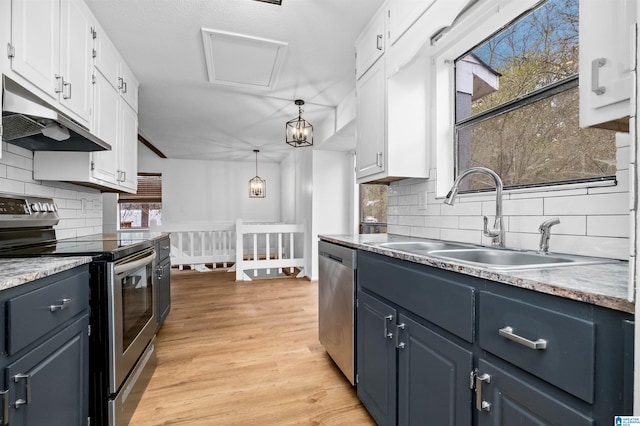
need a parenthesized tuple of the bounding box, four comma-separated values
(444, 167, 505, 247)
(538, 217, 560, 254)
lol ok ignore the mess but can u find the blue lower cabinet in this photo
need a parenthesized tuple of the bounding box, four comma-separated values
(357, 291, 397, 426)
(475, 359, 593, 426)
(355, 250, 632, 425)
(397, 314, 473, 426)
(0, 265, 90, 426)
(6, 314, 89, 426)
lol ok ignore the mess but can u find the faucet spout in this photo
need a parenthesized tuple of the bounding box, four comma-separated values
(538, 217, 560, 254)
(444, 167, 505, 247)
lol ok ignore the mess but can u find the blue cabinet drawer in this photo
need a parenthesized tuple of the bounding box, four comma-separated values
(358, 251, 476, 342)
(478, 291, 595, 403)
(156, 236, 170, 261)
(6, 268, 89, 356)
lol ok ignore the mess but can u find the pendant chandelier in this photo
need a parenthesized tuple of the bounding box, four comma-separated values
(249, 150, 266, 198)
(285, 99, 313, 148)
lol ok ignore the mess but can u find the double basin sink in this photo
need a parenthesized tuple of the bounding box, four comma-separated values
(373, 241, 616, 271)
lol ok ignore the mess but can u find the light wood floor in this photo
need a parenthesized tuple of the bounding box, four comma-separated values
(129, 268, 375, 425)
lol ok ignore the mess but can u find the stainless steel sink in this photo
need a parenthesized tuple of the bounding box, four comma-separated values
(377, 241, 470, 254)
(428, 248, 614, 270)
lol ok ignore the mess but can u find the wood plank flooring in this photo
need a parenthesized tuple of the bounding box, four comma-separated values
(129, 269, 375, 425)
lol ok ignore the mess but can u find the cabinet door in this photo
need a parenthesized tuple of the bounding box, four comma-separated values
(92, 71, 120, 184)
(388, 0, 436, 45)
(579, 0, 636, 130)
(59, 0, 93, 125)
(118, 100, 138, 192)
(356, 291, 397, 426)
(355, 8, 386, 79)
(397, 314, 472, 425)
(93, 24, 121, 91)
(5, 314, 89, 426)
(475, 359, 593, 426)
(10, 0, 60, 100)
(119, 61, 139, 112)
(356, 59, 386, 181)
(156, 258, 171, 327)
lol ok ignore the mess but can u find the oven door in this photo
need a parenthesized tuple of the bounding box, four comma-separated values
(108, 248, 157, 393)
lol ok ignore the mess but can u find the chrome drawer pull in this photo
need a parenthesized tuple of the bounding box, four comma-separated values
(50, 298, 73, 312)
(498, 326, 547, 350)
(13, 373, 30, 408)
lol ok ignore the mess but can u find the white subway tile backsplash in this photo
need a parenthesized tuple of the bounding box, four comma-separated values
(0, 145, 102, 236)
(508, 216, 586, 235)
(502, 198, 544, 216)
(587, 215, 629, 238)
(544, 193, 629, 215)
(389, 139, 631, 259)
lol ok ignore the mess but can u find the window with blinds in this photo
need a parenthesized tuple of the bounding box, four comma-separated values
(118, 173, 162, 229)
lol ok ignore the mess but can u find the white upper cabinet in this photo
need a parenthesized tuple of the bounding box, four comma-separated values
(8, 0, 93, 126)
(579, 0, 636, 131)
(93, 24, 139, 112)
(388, 0, 436, 45)
(355, 5, 387, 80)
(356, 59, 386, 180)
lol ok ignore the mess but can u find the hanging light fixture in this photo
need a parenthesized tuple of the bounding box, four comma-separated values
(249, 149, 266, 198)
(285, 99, 313, 148)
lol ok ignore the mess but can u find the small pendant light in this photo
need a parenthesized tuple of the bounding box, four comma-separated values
(285, 99, 313, 148)
(249, 149, 266, 198)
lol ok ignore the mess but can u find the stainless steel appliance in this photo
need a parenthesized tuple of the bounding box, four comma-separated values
(318, 240, 356, 385)
(0, 192, 157, 426)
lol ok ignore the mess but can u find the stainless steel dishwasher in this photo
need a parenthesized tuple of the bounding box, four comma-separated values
(318, 240, 356, 385)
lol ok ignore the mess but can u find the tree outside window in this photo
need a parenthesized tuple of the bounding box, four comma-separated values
(454, 0, 616, 191)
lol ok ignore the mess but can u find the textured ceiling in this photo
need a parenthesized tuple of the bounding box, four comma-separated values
(85, 0, 385, 163)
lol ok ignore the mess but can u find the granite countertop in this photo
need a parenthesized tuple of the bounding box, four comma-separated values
(0, 257, 93, 292)
(320, 234, 634, 314)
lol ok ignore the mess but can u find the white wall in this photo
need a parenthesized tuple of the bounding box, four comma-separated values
(310, 150, 356, 279)
(138, 144, 281, 225)
(388, 133, 631, 260)
(0, 142, 103, 238)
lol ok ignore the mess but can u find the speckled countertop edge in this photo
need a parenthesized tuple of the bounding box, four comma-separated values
(320, 234, 634, 314)
(0, 257, 93, 292)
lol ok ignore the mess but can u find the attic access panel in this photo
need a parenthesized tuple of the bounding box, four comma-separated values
(201, 29, 288, 90)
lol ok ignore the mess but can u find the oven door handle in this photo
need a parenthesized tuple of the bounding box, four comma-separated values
(114, 251, 157, 276)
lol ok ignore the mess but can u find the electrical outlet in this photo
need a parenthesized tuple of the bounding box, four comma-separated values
(81, 199, 89, 213)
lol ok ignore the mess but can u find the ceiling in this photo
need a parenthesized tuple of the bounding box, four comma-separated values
(85, 0, 385, 164)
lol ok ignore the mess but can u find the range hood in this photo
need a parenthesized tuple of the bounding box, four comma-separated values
(1, 77, 111, 152)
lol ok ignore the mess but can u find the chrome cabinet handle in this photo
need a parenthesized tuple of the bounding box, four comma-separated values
(499, 326, 547, 350)
(376, 152, 383, 167)
(591, 58, 606, 95)
(383, 315, 393, 339)
(122, 80, 128, 94)
(50, 298, 73, 312)
(13, 374, 30, 408)
(54, 74, 64, 93)
(376, 34, 383, 50)
(117, 76, 124, 91)
(395, 323, 405, 349)
(62, 80, 71, 99)
(0, 390, 8, 425)
(474, 371, 491, 412)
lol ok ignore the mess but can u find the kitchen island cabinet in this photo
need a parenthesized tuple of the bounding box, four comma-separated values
(0, 263, 90, 426)
(356, 249, 632, 425)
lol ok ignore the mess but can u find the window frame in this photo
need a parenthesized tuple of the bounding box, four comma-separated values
(432, 0, 618, 197)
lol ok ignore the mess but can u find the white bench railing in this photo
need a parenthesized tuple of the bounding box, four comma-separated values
(155, 220, 306, 281)
(161, 223, 235, 271)
(234, 219, 306, 281)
